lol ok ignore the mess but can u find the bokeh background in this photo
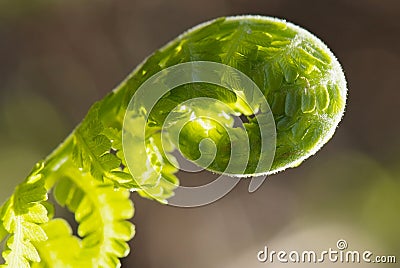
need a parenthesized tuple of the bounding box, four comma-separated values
(0, 0, 399, 267)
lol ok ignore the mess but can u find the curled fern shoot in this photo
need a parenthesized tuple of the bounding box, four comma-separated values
(0, 15, 347, 267)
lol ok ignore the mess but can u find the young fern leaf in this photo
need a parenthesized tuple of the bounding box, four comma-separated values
(52, 172, 135, 267)
(29, 168, 134, 268)
(1, 15, 347, 267)
(101, 125, 179, 201)
(72, 104, 131, 187)
(32, 219, 89, 268)
(0, 163, 49, 268)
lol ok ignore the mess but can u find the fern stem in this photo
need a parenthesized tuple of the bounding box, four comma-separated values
(40, 133, 75, 190)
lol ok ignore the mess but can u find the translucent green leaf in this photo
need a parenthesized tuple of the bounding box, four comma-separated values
(0, 164, 49, 267)
(52, 172, 135, 267)
(285, 89, 301, 117)
(301, 87, 317, 113)
(32, 219, 90, 268)
(316, 84, 330, 111)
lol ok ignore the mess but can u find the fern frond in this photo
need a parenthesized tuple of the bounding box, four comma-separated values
(50, 167, 135, 268)
(1, 15, 347, 267)
(0, 163, 49, 268)
(72, 104, 133, 187)
(32, 219, 88, 268)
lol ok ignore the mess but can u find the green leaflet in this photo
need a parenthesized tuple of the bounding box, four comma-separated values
(32, 219, 89, 268)
(72, 103, 134, 188)
(45, 171, 134, 267)
(0, 15, 347, 267)
(0, 223, 7, 242)
(0, 163, 48, 268)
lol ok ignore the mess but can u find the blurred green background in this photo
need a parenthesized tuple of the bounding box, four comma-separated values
(0, 0, 399, 267)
